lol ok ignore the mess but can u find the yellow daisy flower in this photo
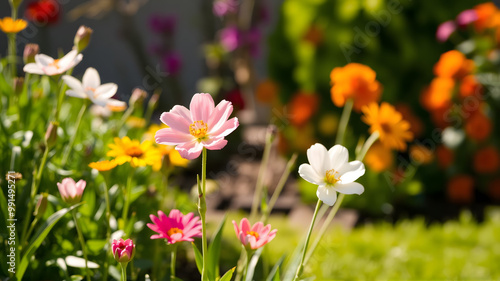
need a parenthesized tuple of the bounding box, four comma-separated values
(89, 160, 118, 171)
(159, 146, 190, 168)
(0, 17, 28, 34)
(143, 123, 169, 141)
(361, 102, 413, 151)
(107, 136, 162, 171)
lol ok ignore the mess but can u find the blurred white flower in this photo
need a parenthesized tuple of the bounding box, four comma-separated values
(299, 144, 365, 206)
(23, 50, 83, 76)
(62, 67, 126, 109)
(442, 127, 465, 149)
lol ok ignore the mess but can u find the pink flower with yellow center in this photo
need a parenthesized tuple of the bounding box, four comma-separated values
(23, 50, 82, 76)
(155, 93, 239, 160)
(147, 209, 202, 244)
(233, 218, 277, 250)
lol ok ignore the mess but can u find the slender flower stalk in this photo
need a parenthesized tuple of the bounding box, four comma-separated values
(335, 98, 353, 145)
(72, 210, 91, 281)
(101, 174, 112, 281)
(356, 131, 380, 161)
(170, 244, 178, 280)
(121, 263, 128, 281)
(62, 102, 89, 166)
(199, 148, 209, 281)
(122, 172, 133, 230)
(293, 199, 322, 281)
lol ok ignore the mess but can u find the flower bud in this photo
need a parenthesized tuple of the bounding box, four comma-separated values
(57, 178, 86, 205)
(129, 88, 148, 107)
(44, 121, 58, 148)
(112, 238, 136, 264)
(266, 124, 278, 143)
(74, 25, 93, 53)
(13, 77, 24, 95)
(9, 0, 23, 9)
(23, 43, 39, 64)
(147, 92, 160, 112)
(33, 193, 48, 219)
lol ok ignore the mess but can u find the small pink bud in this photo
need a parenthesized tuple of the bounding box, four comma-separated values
(74, 25, 93, 52)
(23, 43, 39, 64)
(129, 88, 148, 107)
(57, 178, 86, 205)
(44, 121, 58, 148)
(112, 238, 136, 264)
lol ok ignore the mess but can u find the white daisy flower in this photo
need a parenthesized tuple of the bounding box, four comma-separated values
(23, 50, 83, 76)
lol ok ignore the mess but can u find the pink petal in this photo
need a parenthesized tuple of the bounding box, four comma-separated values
(233, 220, 240, 235)
(210, 117, 239, 138)
(176, 140, 203, 160)
(155, 128, 193, 145)
(240, 218, 251, 234)
(75, 180, 86, 195)
(171, 105, 193, 124)
(202, 137, 228, 150)
(190, 93, 214, 122)
(251, 222, 264, 233)
(207, 100, 233, 132)
(160, 112, 191, 134)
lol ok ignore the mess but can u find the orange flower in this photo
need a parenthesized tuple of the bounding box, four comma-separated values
(395, 104, 424, 138)
(436, 145, 454, 169)
(489, 178, 500, 201)
(474, 2, 498, 31)
(433, 50, 474, 80)
(365, 141, 393, 172)
(330, 63, 382, 112)
(465, 111, 492, 141)
(256, 79, 279, 104)
(473, 146, 500, 174)
(0, 17, 28, 33)
(89, 160, 118, 171)
(361, 102, 413, 151)
(459, 75, 483, 99)
(409, 144, 433, 165)
(420, 78, 455, 111)
(288, 91, 319, 127)
(447, 174, 474, 204)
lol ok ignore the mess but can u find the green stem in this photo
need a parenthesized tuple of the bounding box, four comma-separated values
(356, 132, 380, 161)
(20, 146, 49, 252)
(250, 129, 274, 219)
(122, 172, 134, 230)
(199, 148, 208, 281)
(8, 34, 17, 79)
(261, 153, 297, 224)
(117, 104, 135, 132)
(55, 69, 73, 122)
(62, 102, 88, 166)
(303, 193, 345, 265)
(242, 249, 252, 281)
(170, 244, 177, 280)
(121, 262, 128, 281)
(335, 99, 353, 145)
(72, 210, 91, 281)
(293, 199, 322, 281)
(102, 175, 112, 281)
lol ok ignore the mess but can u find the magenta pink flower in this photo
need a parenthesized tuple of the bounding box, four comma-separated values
(147, 209, 202, 244)
(112, 238, 135, 263)
(436, 20, 456, 42)
(213, 0, 238, 17)
(456, 9, 478, 28)
(155, 93, 239, 159)
(57, 178, 86, 205)
(233, 218, 277, 250)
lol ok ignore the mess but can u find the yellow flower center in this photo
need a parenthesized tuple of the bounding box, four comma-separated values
(189, 120, 208, 140)
(325, 169, 340, 185)
(125, 146, 144, 158)
(246, 231, 259, 239)
(49, 59, 61, 69)
(167, 227, 183, 236)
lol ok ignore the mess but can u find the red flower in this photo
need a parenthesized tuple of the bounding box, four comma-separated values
(25, 0, 60, 25)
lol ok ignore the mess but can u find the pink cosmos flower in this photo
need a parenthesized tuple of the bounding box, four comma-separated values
(213, 0, 238, 17)
(147, 209, 202, 244)
(112, 238, 135, 263)
(457, 9, 478, 28)
(233, 218, 277, 250)
(155, 93, 239, 160)
(23, 50, 83, 76)
(57, 178, 86, 205)
(436, 20, 456, 42)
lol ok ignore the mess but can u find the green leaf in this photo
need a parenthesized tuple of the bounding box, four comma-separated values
(272, 267, 280, 281)
(0, 187, 8, 228)
(207, 215, 226, 280)
(245, 247, 263, 281)
(219, 267, 236, 281)
(191, 242, 203, 275)
(87, 239, 107, 255)
(16, 203, 83, 279)
(266, 254, 285, 281)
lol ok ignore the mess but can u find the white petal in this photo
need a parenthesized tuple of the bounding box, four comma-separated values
(307, 143, 330, 176)
(338, 161, 365, 184)
(66, 89, 87, 99)
(83, 67, 101, 90)
(62, 75, 84, 92)
(298, 164, 323, 185)
(328, 145, 349, 170)
(94, 83, 118, 100)
(334, 182, 364, 195)
(35, 54, 54, 67)
(316, 185, 337, 206)
(23, 63, 45, 75)
(58, 50, 78, 67)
